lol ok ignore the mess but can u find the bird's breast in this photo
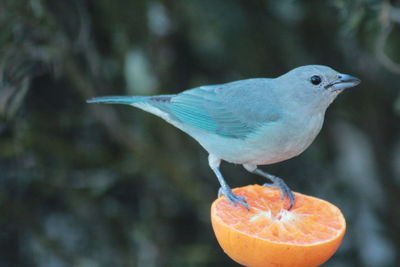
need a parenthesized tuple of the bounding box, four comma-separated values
(241, 112, 325, 165)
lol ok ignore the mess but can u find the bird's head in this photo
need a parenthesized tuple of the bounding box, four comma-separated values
(277, 65, 361, 110)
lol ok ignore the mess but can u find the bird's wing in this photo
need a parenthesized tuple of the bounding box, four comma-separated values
(155, 80, 281, 139)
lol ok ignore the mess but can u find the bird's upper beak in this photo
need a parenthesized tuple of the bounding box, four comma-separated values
(325, 74, 361, 92)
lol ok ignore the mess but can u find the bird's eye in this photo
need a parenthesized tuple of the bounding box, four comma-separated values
(310, 75, 322, 85)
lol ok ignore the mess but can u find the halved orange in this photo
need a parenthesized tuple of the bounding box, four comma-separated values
(211, 185, 346, 267)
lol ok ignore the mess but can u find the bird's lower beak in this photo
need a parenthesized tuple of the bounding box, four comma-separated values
(325, 74, 361, 92)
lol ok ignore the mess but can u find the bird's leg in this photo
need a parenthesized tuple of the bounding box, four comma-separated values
(209, 155, 249, 210)
(243, 164, 295, 209)
(213, 168, 249, 210)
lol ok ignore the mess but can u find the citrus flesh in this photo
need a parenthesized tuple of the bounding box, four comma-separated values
(211, 185, 346, 267)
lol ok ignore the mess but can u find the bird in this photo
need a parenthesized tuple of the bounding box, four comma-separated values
(87, 65, 361, 210)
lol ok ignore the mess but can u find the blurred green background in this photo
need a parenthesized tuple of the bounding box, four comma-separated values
(1, 0, 400, 266)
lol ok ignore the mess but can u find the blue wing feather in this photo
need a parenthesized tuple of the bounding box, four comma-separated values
(160, 83, 279, 139)
(168, 91, 218, 132)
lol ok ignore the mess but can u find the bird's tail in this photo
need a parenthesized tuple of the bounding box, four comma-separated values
(86, 96, 149, 105)
(86, 94, 176, 121)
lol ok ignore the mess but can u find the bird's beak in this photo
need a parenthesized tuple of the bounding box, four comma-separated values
(325, 74, 361, 92)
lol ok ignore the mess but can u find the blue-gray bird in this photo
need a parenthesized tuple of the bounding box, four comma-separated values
(87, 65, 360, 209)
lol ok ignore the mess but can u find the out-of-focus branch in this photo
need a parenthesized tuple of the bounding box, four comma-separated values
(0, 51, 47, 120)
(389, 5, 400, 23)
(375, 2, 400, 74)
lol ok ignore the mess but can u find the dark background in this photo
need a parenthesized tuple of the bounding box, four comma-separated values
(1, 0, 400, 266)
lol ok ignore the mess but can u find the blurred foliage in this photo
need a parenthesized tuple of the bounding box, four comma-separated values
(1, 0, 400, 266)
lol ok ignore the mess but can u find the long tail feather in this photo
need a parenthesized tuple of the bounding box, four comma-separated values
(86, 96, 148, 105)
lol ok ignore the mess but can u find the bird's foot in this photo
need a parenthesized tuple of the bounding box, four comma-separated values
(218, 187, 249, 210)
(263, 177, 295, 209)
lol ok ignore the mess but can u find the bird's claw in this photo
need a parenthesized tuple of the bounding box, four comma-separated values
(218, 187, 249, 210)
(263, 177, 295, 210)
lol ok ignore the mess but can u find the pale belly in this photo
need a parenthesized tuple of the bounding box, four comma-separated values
(192, 113, 325, 165)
